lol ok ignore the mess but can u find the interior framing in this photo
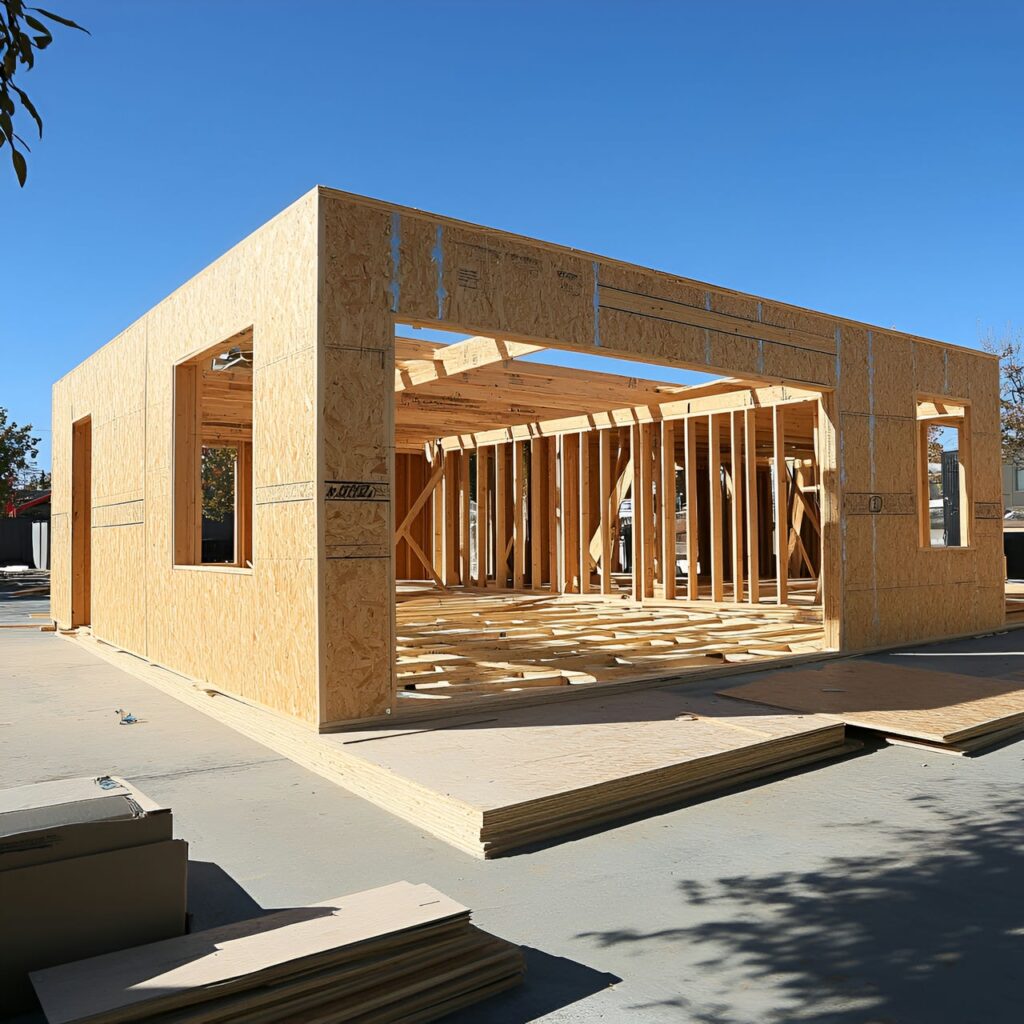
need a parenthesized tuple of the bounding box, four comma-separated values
(388, 324, 833, 712)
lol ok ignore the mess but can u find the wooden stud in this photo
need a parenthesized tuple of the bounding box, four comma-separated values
(476, 447, 489, 586)
(660, 420, 677, 601)
(773, 404, 787, 605)
(631, 426, 643, 601)
(709, 414, 724, 602)
(460, 450, 471, 586)
(685, 417, 699, 601)
(443, 452, 459, 586)
(513, 441, 526, 589)
(579, 433, 592, 594)
(495, 445, 508, 587)
(548, 437, 559, 593)
(561, 435, 580, 593)
(599, 430, 613, 595)
(530, 439, 543, 589)
(745, 407, 760, 606)
(729, 411, 743, 603)
(237, 440, 253, 566)
(959, 406, 973, 547)
(432, 457, 444, 581)
(642, 425, 656, 598)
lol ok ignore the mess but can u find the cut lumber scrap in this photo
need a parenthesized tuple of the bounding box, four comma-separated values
(31, 881, 523, 1024)
(720, 660, 1024, 748)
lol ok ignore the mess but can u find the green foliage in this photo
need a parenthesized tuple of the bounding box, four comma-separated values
(0, 1, 87, 186)
(201, 447, 236, 523)
(0, 405, 40, 508)
(981, 327, 1024, 468)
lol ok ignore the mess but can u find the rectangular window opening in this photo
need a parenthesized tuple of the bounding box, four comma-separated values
(174, 329, 254, 567)
(917, 399, 970, 549)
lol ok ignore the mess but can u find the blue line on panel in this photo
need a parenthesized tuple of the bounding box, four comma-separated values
(389, 213, 401, 314)
(431, 225, 447, 320)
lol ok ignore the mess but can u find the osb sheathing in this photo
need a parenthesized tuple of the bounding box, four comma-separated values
(53, 186, 1006, 731)
(316, 185, 1003, 702)
(51, 191, 321, 725)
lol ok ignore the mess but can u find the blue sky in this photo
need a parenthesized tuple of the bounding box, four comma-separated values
(3, 1, 1023, 470)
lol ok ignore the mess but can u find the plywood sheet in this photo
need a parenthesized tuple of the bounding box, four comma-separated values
(336, 690, 842, 812)
(31, 882, 469, 1024)
(720, 660, 1024, 744)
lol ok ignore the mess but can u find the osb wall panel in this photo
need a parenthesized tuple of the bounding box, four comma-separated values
(836, 326, 1004, 648)
(313, 187, 1003, 713)
(50, 322, 148, 654)
(52, 190, 321, 726)
(317, 196, 395, 725)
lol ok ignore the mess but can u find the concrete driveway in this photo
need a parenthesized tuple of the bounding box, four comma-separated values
(3, 615, 1023, 1023)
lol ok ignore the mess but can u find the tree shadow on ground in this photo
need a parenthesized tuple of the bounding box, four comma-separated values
(578, 792, 1024, 1024)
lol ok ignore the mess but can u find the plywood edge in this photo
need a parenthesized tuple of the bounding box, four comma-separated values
(314, 188, 328, 728)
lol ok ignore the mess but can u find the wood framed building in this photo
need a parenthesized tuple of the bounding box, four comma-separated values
(50, 187, 1004, 732)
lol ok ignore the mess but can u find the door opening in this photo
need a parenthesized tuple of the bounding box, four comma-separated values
(71, 416, 92, 627)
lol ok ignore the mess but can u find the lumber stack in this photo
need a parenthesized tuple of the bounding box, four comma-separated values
(71, 636, 855, 859)
(720, 659, 1024, 755)
(31, 881, 523, 1024)
(328, 691, 858, 858)
(0, 776, 187, 1012)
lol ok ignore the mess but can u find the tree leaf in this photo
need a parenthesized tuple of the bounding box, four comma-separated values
(10, 82, 42, 136)
(11, 145, 26, 186)
(30, 7, 90, 33)
(24, 14, 52, 37)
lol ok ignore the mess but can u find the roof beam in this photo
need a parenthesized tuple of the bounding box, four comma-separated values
(438, 383, 823, 451)
(395, 336, 544, 392)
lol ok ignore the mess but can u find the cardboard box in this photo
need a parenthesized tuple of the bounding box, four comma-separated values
(0, 838, 189, 1011)
(0, 775, 172, 871)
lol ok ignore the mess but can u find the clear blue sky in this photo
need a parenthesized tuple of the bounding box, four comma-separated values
(3, 1, 1022, 471)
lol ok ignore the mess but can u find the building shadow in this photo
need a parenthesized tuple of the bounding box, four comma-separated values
(186, 859, 266, 931)
(576, 792, 1024, 1023)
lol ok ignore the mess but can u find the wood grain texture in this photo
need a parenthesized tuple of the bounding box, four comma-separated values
(721, 660, 1024, 744)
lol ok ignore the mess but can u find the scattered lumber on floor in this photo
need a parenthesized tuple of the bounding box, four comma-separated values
(396, 590, 825, 706)
(720, 660, 1024, 754)
(31, 882, 523, 1024)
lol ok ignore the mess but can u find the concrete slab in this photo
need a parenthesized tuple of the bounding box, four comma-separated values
(3, 627, 1024, 1022)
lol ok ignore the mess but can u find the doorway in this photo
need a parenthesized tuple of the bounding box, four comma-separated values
(71, 416, 92, 627)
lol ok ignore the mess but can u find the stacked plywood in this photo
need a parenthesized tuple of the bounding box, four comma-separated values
(68, 636, 854, 858)
(31, 882, 522, 1024)
(327, 690, 855, 857)
(720, 660, 1024, 754)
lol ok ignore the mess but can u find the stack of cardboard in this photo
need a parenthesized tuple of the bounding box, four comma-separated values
(31, 881, 523, 1023)
(0, 775, 188, 1011)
